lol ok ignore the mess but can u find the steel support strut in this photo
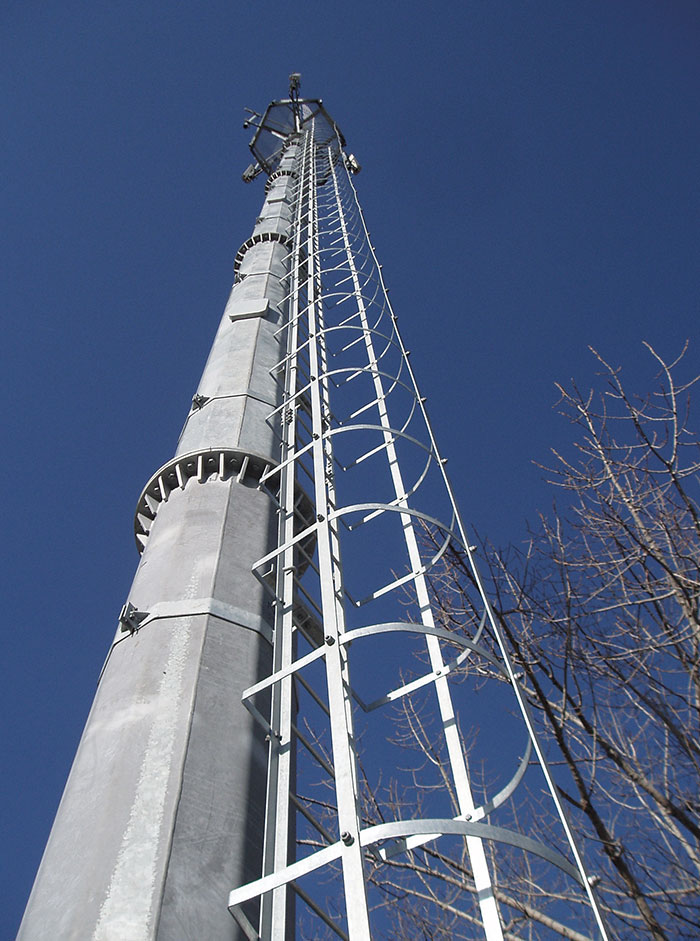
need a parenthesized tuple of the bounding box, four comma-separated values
(327, 151, 504, 941)
(305, 126, 372, 936)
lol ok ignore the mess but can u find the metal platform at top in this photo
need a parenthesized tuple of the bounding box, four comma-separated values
(243, 73, 346, 180)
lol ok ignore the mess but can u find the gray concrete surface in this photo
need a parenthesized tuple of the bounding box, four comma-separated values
(17, 145, 299, 941)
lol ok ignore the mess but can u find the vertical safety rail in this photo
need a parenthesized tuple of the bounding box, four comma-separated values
(305, 124, 372, 936)
(257, 133, 305, 940)
(326, 149, 504, 940)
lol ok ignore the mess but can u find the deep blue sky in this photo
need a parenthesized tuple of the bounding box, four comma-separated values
(3, 1, 700, 934)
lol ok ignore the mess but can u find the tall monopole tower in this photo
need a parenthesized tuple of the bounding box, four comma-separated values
(19, 77, 610, 940)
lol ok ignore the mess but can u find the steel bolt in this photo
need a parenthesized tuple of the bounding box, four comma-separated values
(341, 831, 354, 846)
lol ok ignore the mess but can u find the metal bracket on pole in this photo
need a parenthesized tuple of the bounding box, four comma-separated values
(118, 602, 149, 634)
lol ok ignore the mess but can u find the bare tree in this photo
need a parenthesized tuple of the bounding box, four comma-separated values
(361, 344, 700, 938)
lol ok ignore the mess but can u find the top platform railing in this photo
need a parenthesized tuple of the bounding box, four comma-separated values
(243, 75, 346, 180)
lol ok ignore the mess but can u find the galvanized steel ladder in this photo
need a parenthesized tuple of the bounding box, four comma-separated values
(228, 112, 610, 941)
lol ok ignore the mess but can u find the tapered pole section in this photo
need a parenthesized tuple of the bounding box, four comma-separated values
(18, 142, 300, 940)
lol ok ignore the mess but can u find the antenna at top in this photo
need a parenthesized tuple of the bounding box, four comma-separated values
(289, 73, 302, 132)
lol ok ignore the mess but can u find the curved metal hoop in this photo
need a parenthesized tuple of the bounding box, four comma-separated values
(229, 815, 583, 918)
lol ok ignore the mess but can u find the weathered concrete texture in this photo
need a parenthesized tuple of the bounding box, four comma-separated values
(176, 193, 293, 460)
(176, 304, 285, 459)
(18, 476, 276, 941)
(155, 617, 271, 940)
(18, 144, 299, 940)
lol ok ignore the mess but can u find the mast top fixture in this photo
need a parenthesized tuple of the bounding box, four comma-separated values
(289, 72, 301, 98)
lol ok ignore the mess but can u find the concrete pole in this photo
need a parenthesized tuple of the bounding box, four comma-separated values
(18, 142, 300, 941)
